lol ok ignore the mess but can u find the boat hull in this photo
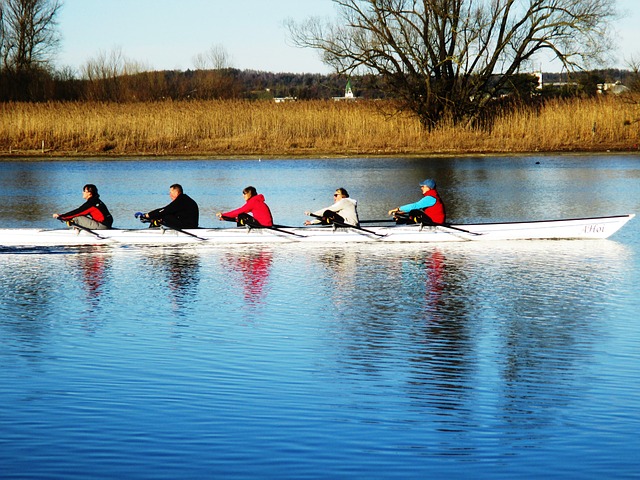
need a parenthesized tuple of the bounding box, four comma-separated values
(0, 215, 634, 248)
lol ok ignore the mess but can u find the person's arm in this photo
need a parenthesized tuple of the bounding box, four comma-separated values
(304, 215, 321, 225)
(311, 203, 332, 217)
(221, 198, 253, 218)
(399, 196, 436, 212)
(148, 196, 183, 220)
(146, 205, 165, 220)
(323, 198, 350, 214)
(56, 199, 94, 220)
(304, 199, 344, 225)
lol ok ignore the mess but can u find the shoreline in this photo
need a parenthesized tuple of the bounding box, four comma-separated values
(1, 146, 638, 161)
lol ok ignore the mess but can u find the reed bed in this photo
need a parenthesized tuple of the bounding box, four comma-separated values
(1, 96, 639, 157)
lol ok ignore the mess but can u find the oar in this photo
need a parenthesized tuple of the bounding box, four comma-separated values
(439, 223, 483, 236)
(59, 218, 107, 240)
(309, 213, 386, 238)
(220, 215, 306, 238)
(158, 221, 208, 241)
(364, 216, 482, 236)
(263, 224, 307, 238)
(388, 212, 483, 236)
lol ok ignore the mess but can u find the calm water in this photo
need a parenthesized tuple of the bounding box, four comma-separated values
(1, 155, 639, 478)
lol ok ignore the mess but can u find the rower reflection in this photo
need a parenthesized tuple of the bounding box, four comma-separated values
(77, 251, 111, 306)
(423, 249, 446, 311)
(223, 248, 273, 308)
(144, 252, 202, 313)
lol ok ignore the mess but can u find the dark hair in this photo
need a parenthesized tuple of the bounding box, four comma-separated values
(83, 184, 99, 196)
(243, 186, 257, 197)
(336, 187, 349, 198)
(170, 184, 183, 194)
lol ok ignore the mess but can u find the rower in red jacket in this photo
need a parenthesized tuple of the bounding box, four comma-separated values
(53, 184, 114, 229)
(217, 186, 274, 227)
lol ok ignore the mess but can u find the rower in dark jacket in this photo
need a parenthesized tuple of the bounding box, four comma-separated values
(143, 184, 199, 229)
(53, 184, 114, 229)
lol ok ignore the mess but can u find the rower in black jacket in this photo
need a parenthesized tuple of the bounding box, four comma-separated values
(142, 184, 199, 229)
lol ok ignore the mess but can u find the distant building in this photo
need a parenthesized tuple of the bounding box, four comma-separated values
(333, 79, 358, 101)
(533, 71, 543, 89)
(345, 79, 354, 98)
(597, 81, 629, 95)
(274, 96, 297, 103)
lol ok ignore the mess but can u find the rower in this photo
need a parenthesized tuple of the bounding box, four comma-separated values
(53, 184, 114, 230)
(388, 178, 446, 225)
(138, 184, 199, 229)
(217, 186, 274, 227)
(304, 187, 360, 227)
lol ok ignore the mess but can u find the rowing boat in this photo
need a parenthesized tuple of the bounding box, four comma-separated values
(0, 214, 634, 248)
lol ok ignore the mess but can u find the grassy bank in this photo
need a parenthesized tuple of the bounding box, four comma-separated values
(1, 97, 639, 157)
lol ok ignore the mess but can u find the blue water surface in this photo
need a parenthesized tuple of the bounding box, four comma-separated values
(0, 155, 639, 479)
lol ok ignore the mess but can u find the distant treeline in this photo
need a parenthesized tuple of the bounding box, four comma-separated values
(0, 67, 637, 103)
(0, 68, 386, 102)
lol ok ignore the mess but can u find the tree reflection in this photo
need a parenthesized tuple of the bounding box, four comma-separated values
(403, 250, 477, 421)
(0, 252, 70, 354)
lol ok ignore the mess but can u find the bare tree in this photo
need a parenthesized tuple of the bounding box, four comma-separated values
(0, 4, 5, 68)
(0, 0, 61, 72)
(192, 43, 233, 70)
(625, 55, 640, 93)
(81, 47, 154, 101)
(288, 0, 616, 128)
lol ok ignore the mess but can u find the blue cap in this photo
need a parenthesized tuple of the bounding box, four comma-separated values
(419, 179, 436, 189)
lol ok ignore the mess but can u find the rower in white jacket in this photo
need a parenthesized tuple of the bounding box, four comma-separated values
(304, 188, 360, 226)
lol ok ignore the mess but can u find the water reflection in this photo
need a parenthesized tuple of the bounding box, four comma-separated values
(76, 252, 110, 306)
(315, 249, 359, 307)
(312, 247, 475, 387)
(306, 240, 635, 444)
(221, 247, 273, 309)
(0, 164, 53, 224)
(381, 248, 478, 427)
(0, 254, 64, 358)
(142, 251, 202, 315)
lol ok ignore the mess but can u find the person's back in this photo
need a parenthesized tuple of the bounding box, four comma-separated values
(171, 193, 199, 229)
(331, 196, 359, 226)
(245, 194, 273, 227)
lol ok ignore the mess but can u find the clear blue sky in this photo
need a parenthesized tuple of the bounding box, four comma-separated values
(55, 0, 640, 75)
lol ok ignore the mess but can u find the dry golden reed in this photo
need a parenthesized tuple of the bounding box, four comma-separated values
(1, 96, 639, 157)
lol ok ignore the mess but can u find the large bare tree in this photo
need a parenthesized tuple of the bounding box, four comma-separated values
(0, 0, 61, 72)
(288, 0, 617, 128)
